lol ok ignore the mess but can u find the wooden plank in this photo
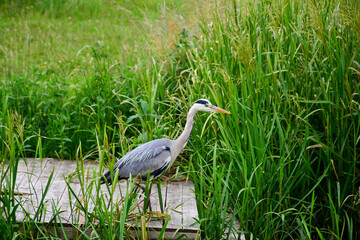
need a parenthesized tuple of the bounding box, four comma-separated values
(74, 163, 104, 225)
(13, 159, 35, 221)
(16, 158, 50, 221)
(182, 181, 198, 230)
(36, 159, 64, 223)
(150, 182, 167, 213)
(42, 160, 67, 223)
(11, 158, 200, 239)
(48, 160, 76, 204)
(57, 160, 93, 223)
(163, 181, 183, 229)
(14, 158, 35, 190)
(147, 182, 168, 229)
(47, 160, 76, 206)
(16, 158, 45, 192)
(3, 158, 34, 193)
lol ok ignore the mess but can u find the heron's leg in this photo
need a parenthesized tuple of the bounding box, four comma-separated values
(164, 183, 168, 211)
(135, 182, 146, 192)
(147, 184, 152, 212)
(155, 182, 166, 225)
(102, 182, 113, 210)
(135, 181, 153, 211)
(107, 193, 111, 209)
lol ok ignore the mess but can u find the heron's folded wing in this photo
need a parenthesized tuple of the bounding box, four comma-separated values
(113, 139, 171, 178)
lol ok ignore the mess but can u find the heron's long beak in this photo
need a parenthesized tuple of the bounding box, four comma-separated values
(210, 105, 231, 114)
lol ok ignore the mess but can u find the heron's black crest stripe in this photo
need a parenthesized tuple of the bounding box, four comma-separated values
(195, 99, 209, 105)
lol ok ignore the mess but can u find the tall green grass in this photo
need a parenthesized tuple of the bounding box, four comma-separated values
(180, 0, 360, 238)
(1, 0, 360, 239)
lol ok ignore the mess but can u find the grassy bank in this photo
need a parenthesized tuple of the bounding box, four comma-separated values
(1, 0, 360, 239)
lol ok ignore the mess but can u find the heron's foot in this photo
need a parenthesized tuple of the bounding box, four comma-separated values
(135, 182, 146, 192)
(160, 176, 188, 182)
(170, 177, 188, 182)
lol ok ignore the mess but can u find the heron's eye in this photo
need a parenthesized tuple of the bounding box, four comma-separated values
(205, 104, 210, 107)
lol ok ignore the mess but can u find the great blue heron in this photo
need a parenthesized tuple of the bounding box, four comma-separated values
(101, 99, 230, 185)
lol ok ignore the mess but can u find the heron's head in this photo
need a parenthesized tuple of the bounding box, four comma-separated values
(193, 99, 231, 114)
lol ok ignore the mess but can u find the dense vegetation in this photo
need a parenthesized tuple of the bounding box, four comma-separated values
(1, 0, 359, 239)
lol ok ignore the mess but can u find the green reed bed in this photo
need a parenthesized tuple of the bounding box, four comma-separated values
(179, 0, 359, 238)
(1, 0, 360, 239)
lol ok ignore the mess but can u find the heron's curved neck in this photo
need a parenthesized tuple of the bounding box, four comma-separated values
(175, 106, 197, 151)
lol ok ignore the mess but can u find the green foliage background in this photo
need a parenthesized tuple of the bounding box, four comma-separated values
(1, 0, 359, 239)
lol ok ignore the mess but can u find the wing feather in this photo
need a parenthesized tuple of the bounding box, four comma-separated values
(104, 138, 172, 183)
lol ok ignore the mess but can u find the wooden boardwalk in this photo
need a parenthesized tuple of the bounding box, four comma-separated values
(9, 158, 199, 239)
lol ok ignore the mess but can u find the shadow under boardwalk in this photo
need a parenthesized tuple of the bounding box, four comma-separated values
(8, 158, 199, 239)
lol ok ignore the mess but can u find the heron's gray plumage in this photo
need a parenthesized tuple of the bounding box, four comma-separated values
(101, 139, 173, 184)
(101, 99, 230, 185)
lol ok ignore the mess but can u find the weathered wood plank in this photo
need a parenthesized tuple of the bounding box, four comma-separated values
(16, 158, 49, 192)
(10, 158, 200, 239)
(182, 180, 198, 230)
(164, 181, 184, 229)
(16, 158, 50, 221)
(59, 161, 93, 223)
(42, 160, 66, 223)
(3, 158, 34, 193)
(14, 158, 35, 189)
(147, 182, 168, 229)
(35, 159, 65, 223)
